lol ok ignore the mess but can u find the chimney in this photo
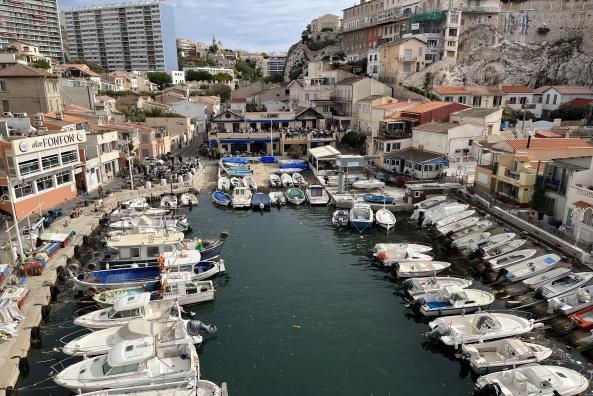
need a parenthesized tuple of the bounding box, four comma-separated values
(526, 135, 531, 148)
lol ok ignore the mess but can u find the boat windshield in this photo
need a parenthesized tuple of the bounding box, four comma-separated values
(352, 208, 369, 220)
(102, 360, 140, 376)
(310, 188, 323, 197)
(109, 308, 142, 319)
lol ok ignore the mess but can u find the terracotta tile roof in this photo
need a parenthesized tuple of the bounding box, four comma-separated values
(231, 98, 246, 103)
(466, 86, 505, 95)
(566, 98, 593, 107)
(374, 101, 418, 110)
(192, 95, 220, 105)
(501, 86, 534, 94)
(64, 104, 92, 112)
(116, 96, 141, 106)
(506, 138, 593, 150)
(533, 86, 593, 95)
(526, 160, 547, 172)
(0, 63, 58, 78)
(533, 86, 551, 94)
(534, 130, 563, 138)
(44, 112, 88, 124)
(432, 86, 468, 95)
(574, 200, 593, 209)
(405, 101, 450, 113)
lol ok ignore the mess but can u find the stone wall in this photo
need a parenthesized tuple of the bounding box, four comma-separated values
(499, 0, 593, 55)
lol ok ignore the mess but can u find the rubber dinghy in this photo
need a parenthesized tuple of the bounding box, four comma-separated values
(212, 191, 231, 207)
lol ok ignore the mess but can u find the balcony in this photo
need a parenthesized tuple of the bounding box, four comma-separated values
(504, 169, 521, 180)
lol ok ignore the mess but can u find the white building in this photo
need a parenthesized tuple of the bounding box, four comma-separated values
(183, 66, 235, 80)
(170, 100, 208, 133)
(263, 53, 287, 78)
(534, 86, 593, 118)
(170, 71, 185, 85)
(64, 0, 178, 71)
(367, 48, 380, 80)
(412, 122, 487, 158)
(449, 107, 503, 136)
(82, 130, 120, 192)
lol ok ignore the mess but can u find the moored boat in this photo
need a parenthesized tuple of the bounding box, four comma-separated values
(373, 243, 432, 254)
(536, 272, 593, 299)
(403, 276, 472, 297)
(231, 186, 252, 208)
(269, 174, 281, 187)
(375, 208, 396, 231)
(421, 203, 469, 226)
(179, 193, 198, 207)
(243, 175, 257, 190)
(363, 194, 393, 204)
(160, 195, 178, 209)
(380, 252, 433, 268)
(281, 173, 293, 188)
(212, 191, 232, 207)
(412, 287, 494, 317)
(548, 285, 593, 315)
(287, 187, 305, 205)
(217, 176, 230, 191)
(449, 220, 494, 240)
(413, 195, 446, 210)
(461, 339, 553, 374)
(522, 267, 572, 289)
(269, 191, 286, 206)
(349, 202, 374, 231)
(306, 185, 330, 205)
(482, 239, 527, 261)
(77, 380, 225, 396)
(394, 261, 450, 278)
(230, 177, 242, 188)
(451, 232, 492, 250)
(504, 254, 561, 282)
(331, 209, 349, 227)
(251, 192, 271, 210)
(292, 172, 305, 186)
(352, 179, 385, 190)
(488, 249, 537, 270)
(433, 210, 476, 229)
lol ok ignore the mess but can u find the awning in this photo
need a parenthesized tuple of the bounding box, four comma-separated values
(218, 138, 279, 143)
(307, 145, 340, 159)
(209, 139, 218, 146)
(574, 201, 593, 209)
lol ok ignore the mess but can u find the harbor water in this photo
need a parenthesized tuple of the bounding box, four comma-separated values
(22, 193, 490, 395)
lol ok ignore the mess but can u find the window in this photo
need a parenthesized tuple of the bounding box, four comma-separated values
(584, 210, 593, 227)
(509, 97, 517, 104)
(36, 175, 54, 191)
(545, 95, 550, 105)
(457, 96, 466, 104)
(61, 150, 78, 164)
(2, 100, 9, 113)
(552, 95, 557, 105)
(147, 246, 159, 256)
(56, 170, 71, 185)
(473, 96, 482, 107)
(403, 63, 412, 73)
(41, 154, 60, 170)
(18, 159, 40, 175)
(141, 134, 149, 143)
(0, 81, 5, 92)
(404, 48, 412, 59)
(102, 361, 140, 376)
(131, 247, 141, 258)
(444, 96, 453, 102)
(493, 96, 502, 106)
(418, 47, 423, 56)
(14, 181, 33, 198)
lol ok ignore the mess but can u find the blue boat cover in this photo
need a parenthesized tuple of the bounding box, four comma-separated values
(425, 301, 452, 309)
(251, 193, 271, 207)
(280, 162, 309, 170)
(213, 191, 231, 202)
(363, 194, 393, 204)
(222, 157, 249, 164)
(260, 156, 275, 163)
(227, 168, 253, 175)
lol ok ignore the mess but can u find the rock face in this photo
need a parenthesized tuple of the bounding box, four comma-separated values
(283, 38, 344, 81)
(404, 25, 593, 88)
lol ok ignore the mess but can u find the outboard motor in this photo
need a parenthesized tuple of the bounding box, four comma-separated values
(402, 279, 414, 290)
(534, 287, 544, 299)
(426, 321, 451, 340)
(390, 263, 400, 279)
(187, 320, 218, 335)
(474, 383, 503, 396)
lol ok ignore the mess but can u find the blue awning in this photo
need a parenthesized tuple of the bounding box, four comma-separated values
(209, 139, 218, 146)
(219, 138, 279, 143)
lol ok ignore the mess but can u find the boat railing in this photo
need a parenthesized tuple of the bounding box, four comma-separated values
(50, 355, 81, 376)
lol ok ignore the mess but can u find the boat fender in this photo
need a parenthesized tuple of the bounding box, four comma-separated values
(18, 356, 30, 375)
(56, 266, 66, 282)
(49, 286, 59, 303)
(41, 305, 51, 321)
(86, 262, 96, 271)
(187, 320, 218, 335)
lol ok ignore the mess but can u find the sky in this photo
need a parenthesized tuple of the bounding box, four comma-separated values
(59, 0, 356, 52)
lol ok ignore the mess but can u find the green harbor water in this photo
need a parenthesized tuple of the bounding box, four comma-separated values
(21, 192, 476, 395)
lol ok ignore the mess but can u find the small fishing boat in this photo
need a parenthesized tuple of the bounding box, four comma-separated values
(121, 198, 149, 210)
(403, 276, 472, 297)
(222, 157, 249, 165)
(231, 187, 252, 209)
(78, 380, 225, 396)
(474, 365, 589, 396)
(331, 209, 349, 227)
(352, 179, 385, 190)
(427, 312, 535, 347)
(375, 208, 396, 231)
(522, 267, 572, 289)
(548, 285, 593, 315)
(306, 185, 330, 205)
(281, 173, 294, 188)
(226, 168, 253, 176)
(251, 192, 271, 210)
(62, 318, 212, 356)
(292, 172, 305, 186)
(421, 203, 469, 226)
(269, 191, 286, 206)
(394, 261, 450, 278)
(488, 249, 538, 271)
(54, 338, 199, 392)
(449, 220, 494, 240)
(349, 202, 374, 231)
(109, 208, 170, 222)
(179, 193, 198, 207)
(436, 216, 479, 236)
(373, 243, 432, 254)
(504, 254, 561, 282)
(536, 272, 593, 299)
(269, 174, 281, 187)
(451, 232, 492, 250)
(363, 194, 394, 204)
(462, 339, 553, 374)
(570, 305, 593, 330)
(411, 201, 448, 221)
(218, 176, 230, 191)
(160, 195, 178, 209)
(414, 196, 447, 210)
(108, 216, 188, 233)
(468, 233, 516, 255)
(230, 177, 242, 188)
(287, 187, 305, 205)
(412, 287, 495, 317)
(74, 293, 179, 329)
(381, 252, 433, 268)
(243, 175, 257, 190)
(212, 191, 232, 207)
(433, 210, 476, 229)
(482, 239, 527, 261)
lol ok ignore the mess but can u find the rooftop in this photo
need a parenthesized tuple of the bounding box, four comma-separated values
(501, 86, 534, 94)
(452, 107, 500, 118)
(0, 63, 58, 78)
(336, 76, 366, 85)
(506, 138, 593, 150)
(534, 130, 563, 138)
(404, 101, 450, 114)
(533, 85, 593, 95)
(359, 95, 387, 102)
(432, 86, 468, 95)
(374, 101, 418, 110)
(385, 147, 446, 162)
(414, 122, 457, 134)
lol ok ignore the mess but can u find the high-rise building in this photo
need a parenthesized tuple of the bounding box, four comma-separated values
(0, 0, 63, 61)
(263, 53, 287, 78)
(64, 0, 178, 72)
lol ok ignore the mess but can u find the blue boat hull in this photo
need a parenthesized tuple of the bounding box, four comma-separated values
(350, 220, 373, 230)
(251, 194, 271, 209)
(363, 194, 393, 204)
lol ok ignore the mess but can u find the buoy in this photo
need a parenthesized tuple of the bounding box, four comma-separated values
(86, 262, 96, 271)
(18, 356, 30, 375)
(41, 305, 50, 321)
(30, 326, 42, 348)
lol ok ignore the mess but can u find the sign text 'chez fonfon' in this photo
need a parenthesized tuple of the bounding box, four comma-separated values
(14, 131, 86, 155)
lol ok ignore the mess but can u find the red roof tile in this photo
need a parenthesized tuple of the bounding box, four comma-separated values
(501, 86, 534, 94)
(534, 130, 563, 138)
(0, 63, 58, 78)
(432, 86, 468, 95)
(405, 101, 450, 113)
(566, 98, 593, 107)
(506, 138, 593, 150)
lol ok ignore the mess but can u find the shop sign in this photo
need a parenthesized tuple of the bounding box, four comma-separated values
(12, 130, 86, 154)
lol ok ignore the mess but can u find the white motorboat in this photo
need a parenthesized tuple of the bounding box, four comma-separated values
(331, 209, 349, 227)
(394, 261, 450, 278)
(77, 380, 224, 396)
(548, 285, 593, 315)
(230, 177, 242, 188)
(411, 201, 448, 221)
(62, 319, 209, 356)
(179, 193, 198, 207)
(475, 365, 589, 396)
(54, 338, 199, 392)
(231, 187, 252, 209)
(421, 203, 469, 226)
(488, 249, 538, 271)
(427, 312, 535, 347)
(403, 276, 472, 297)
(160, 195, 178, 209)
(74, 293, 179, 329)
(217, 176, 230, 191)
(352, 179, 385, 190)
(412, 287, 494, 317)
(281, 173, 294, 188)
(536, 272, 593, 299)
(269, 174, 281, 187)
(349, 202, 374, 231)
(373, 243, 432, 254)
(375, 208, 396, 231)
(450, 220, 494, 240)
(292, 172, 305, 186)
(522, 268, 572, 290)
(101, 231, 186, 268)
(269, 191, 286, 206)
(467, 232, 516, 254)
(306, 185, 330, 205)
(381, 252, 433, 268)
(109, 208, 170, 222)
(413, 195, 447, 210)
(482, 239, 527, 261)
(451, 232, 492, 250)
(461, 339, 553, 374)
(243, 175, 257, 190)
(121, 198, 149, 210)
(108, 216, 189, 233)
(436, 216, 479, 236)
(504, 254, 561, 282)
(432, 210, 476, 229)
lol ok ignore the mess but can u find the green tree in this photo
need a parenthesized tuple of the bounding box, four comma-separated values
(69, 58, 105, 74)
(288, 145, 303, 159)
(550, 104, 592, 121)
(208, 44, 219, 53)
(340, 131, 367, 151)
(212, 72, 233, 82)
(186, 70, 213, 81)
(146, 71, 172, 90)
(144, 108, 163, 117)
(235, 59, 262, 81)
(208, 83, 232, 102)
(264, 73, 284, 83)
(422, 72, 435, 94)
(30, 59, 51, 70)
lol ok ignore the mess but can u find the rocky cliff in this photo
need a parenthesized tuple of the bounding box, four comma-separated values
(404, 25, 593, 88)
(283, 38, 344, 81)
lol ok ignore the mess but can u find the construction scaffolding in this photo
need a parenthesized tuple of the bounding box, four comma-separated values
(411, 9, 447, 23)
